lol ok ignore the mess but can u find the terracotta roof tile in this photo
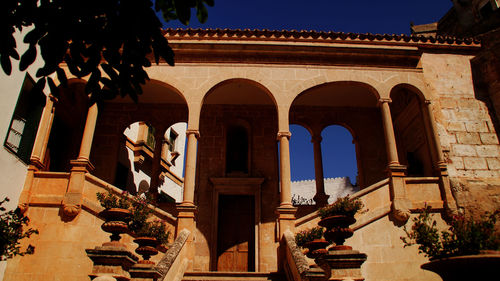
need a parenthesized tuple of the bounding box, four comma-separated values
(162, 28, 481, 47)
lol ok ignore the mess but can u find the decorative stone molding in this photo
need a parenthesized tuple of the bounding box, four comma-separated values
(277, 131, 292, 140)
(156, 229, 190, 279)
(185, 129, 200, 139)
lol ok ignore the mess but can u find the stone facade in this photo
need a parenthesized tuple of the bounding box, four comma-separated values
(291, 177, 358, 205)
(1, 28, 499, 281)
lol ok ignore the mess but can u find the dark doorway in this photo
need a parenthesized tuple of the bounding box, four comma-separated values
(217, 194, 255, 272)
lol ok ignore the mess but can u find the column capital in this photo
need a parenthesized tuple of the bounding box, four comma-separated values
(378, 98, 392, 106)
(277, 131, 291, 140)
(48, 94, 58, 103)
(186, 129, 200, 139)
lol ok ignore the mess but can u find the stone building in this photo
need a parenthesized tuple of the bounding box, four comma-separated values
(1, 26, 499, 281)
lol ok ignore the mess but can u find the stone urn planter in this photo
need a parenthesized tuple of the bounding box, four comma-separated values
(134, 236, 160, 264)
(99, 208, 131, 245)
(304, 239, 329, 259)
(318, 215, 356, 250)
(421, 251, 500, 281)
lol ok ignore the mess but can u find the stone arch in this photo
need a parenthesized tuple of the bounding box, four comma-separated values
(382, 75, 429, 100)
(390, 84, 433, 176)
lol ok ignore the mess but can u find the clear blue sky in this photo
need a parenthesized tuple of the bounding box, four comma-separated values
(163, 0, 453, 35)
(170, 1, 454, 182)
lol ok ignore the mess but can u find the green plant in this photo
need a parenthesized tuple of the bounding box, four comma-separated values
(96, 191, 131, 209)
(135, 220, 170, 245)
(295, 226, 325, 247)
(318, 195, 364, 219)
(401, 206, 500, 260)
(128, 197, 153, 233)
(0, 197, 38, 260)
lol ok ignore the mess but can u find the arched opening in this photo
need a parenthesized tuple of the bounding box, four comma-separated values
(200, 78, 277, 272)
(90, 79, 188, 189)
(390, 85, 433, 176)
(290, 81, 385, 190)
(289, 124, 315, 205)
(321, 125, 359, 202)
(46, 81, 89, 172)
(115, 121, 186, 201)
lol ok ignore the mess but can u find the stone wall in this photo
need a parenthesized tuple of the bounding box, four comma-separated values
(291, 177, 359, 205)
(421, 53, 500, 216)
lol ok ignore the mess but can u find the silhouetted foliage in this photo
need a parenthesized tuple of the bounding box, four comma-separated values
(1, 0, 214, 103)
(0, 197, 39, 260)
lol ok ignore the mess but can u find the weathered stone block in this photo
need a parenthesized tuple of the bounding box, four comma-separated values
(446, 121, 465, 132)
(450, 157, 464, 170)
(465, 121, 489, 133)
(486, 158, 500, 170)
(452, 144, 477, 156)
(476, 145, 499, 157)
(455, 132, 481, 144)
(463, 157, 488, 170)
(480, 132, 499, 144)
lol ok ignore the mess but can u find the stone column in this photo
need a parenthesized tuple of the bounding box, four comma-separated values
(311, 133, 329, 206)
(176, 129, 199, 271)
(18, 94, 57, 213)
(379, 98, 399, 166)
(278, 131, 293, 208)
(181, 129, 199, 206)
(379, 98, 410, 223)
(423, 100, 457, 216)
(149, 131, 164, 196)
(62, 103, 98, 219)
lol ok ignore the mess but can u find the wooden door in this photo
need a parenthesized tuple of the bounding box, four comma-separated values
(217, 195, 255, 272)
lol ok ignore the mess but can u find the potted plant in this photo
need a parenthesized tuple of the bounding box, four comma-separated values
(317, 195, 364, 250)
(401, 207, 500, 281)
(96, 191, 131, 244)
(129, 198, 170, 264)
(295, 226, 328, 258)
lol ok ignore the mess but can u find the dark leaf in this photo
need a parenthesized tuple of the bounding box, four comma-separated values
(56, 67, 68, 87)
(1, 55, 12, 75)
(204, 0, 214, 7)
(196, 2, 208, 23)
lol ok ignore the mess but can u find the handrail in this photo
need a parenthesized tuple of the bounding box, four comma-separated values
(295, 178, 390, 228)
(283, 230, 315, 281)
(156, 229, 191, 281)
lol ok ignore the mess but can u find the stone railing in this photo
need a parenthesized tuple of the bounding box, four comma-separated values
(295, 178, 391, 232)
(283, 230, 326, 281)
(156, 229, 191, 281)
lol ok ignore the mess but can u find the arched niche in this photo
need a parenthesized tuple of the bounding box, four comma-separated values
(390, 84, 433, 176)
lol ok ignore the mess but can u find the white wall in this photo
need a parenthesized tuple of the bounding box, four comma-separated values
(0, 29, 50, 280)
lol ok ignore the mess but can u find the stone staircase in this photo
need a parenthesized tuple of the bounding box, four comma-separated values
(181, 271, 287, 281)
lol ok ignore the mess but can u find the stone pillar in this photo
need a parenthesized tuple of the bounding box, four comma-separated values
(379, 98, 399, 166)
(423, 100, 457, 216)
(62, 103, 98, 219)
(182, 129, 199, 206)
(311, 133, 329, 206)
(176, 129, 199, 271)
(276, 131, 297, 272)
(379, 98, 410, 223)
(278, 131, 293, 208)
(18, 94, 57, 213)
(149, 131, 164, 196)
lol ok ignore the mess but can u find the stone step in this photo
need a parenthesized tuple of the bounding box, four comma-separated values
(181, 271, 286, 281)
